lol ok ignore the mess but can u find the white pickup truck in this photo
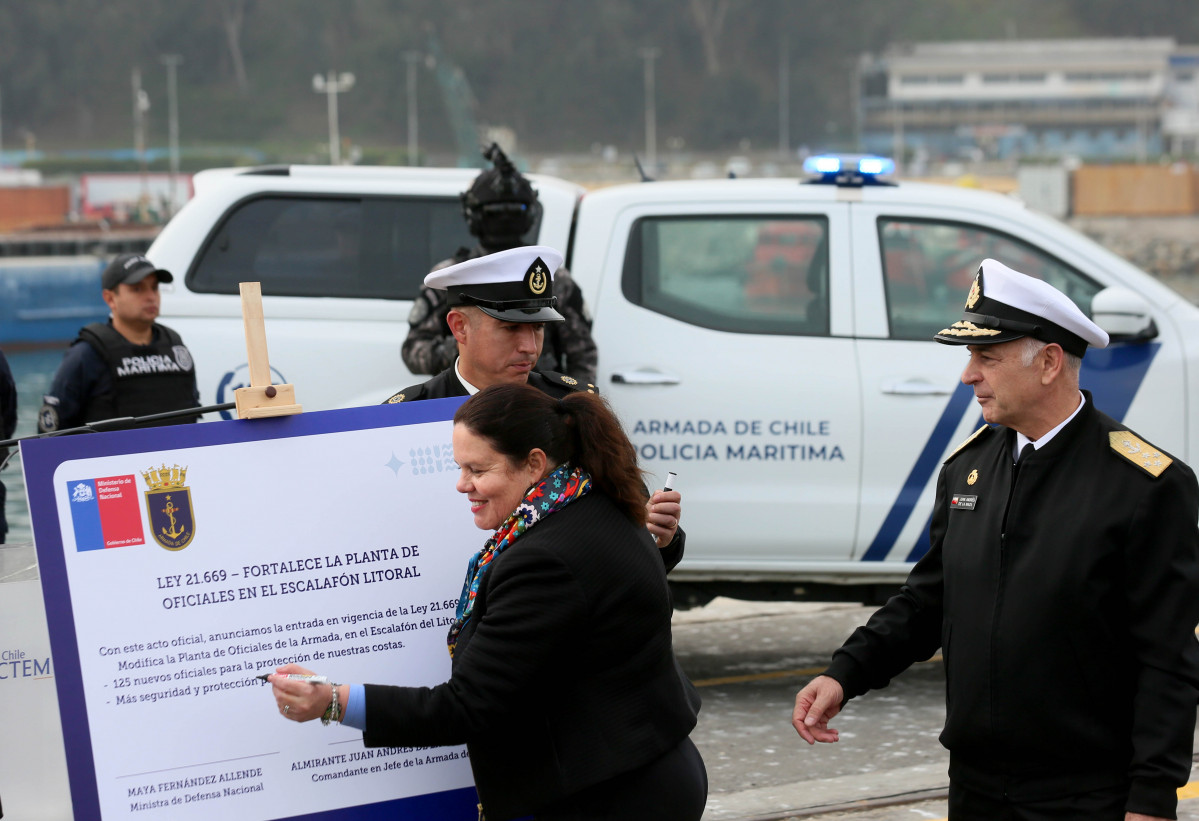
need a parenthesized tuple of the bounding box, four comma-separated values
(145, 158, 1199, 605)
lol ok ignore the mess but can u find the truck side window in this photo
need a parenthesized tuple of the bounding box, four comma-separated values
(187, 196, 476, 299)
(622, 216, 830, 336)
(878, 217, 1102, 340)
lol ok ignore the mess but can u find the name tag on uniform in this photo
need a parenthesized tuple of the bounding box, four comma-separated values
(950, 494, 977, 510)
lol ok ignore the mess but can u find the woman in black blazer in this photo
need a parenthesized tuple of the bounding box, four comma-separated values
(272, 384, 706, 821)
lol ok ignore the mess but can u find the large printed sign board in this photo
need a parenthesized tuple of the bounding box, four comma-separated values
(20, 399, 480, 820)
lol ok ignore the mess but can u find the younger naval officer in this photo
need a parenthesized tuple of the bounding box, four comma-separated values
(791, 258, 1199, 821)
(385, 246, 586, 402)
(384, 245, 684, 553)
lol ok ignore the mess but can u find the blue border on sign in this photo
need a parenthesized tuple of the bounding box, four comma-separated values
(20, 398, 470, 821)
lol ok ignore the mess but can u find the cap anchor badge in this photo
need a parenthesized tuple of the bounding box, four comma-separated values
(526, 259, 549, 295)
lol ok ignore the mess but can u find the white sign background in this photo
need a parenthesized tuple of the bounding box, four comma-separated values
(22, 400, 482, 821)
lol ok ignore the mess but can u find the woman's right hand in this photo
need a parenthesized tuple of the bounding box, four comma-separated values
(270, 663, 336, 723)
(646, 488, 682, 548)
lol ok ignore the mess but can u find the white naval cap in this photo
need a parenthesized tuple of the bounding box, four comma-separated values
(934, 258, 1108, 357)
(424, 245, 565, 324)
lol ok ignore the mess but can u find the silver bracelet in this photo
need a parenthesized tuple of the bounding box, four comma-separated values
(321, 684, 342, 726)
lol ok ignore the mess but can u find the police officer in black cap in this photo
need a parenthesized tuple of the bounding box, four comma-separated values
(387, 246, 683, 553)
(401, 143, 597, 385)
(38, 253, 200, 433)
(793, 259, 1199, 821)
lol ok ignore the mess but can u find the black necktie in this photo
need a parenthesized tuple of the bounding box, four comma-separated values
(1005, 442, 1035, 533)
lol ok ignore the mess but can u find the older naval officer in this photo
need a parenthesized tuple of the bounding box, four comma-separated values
(792, 258, 1199, 821)
(384, 245, 684, 554)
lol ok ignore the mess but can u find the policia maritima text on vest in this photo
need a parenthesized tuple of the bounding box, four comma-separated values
(38, 254, 201, 434)
(386, 245, 684, 555)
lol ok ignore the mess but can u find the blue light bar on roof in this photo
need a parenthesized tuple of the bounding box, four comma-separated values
(807, 156, 844, 174)
(802, 154, 896, 186)
(858, 157, 894, 175)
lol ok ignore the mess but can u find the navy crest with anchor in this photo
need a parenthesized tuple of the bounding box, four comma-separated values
(142, 464, 195, 550)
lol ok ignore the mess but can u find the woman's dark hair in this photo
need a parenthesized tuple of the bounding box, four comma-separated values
(454, 384, 647, 526)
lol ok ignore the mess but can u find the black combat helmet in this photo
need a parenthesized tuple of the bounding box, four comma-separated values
(461, 143, 540, 251)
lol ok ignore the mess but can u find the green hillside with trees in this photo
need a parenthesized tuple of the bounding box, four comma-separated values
(0, 0, 1196, 164)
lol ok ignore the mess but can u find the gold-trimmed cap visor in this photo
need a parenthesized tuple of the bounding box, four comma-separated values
(933, 258, 1108, 356)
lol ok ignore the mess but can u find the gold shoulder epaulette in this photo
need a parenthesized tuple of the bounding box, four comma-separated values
(385, 391, 406, 404)
(947, 425, 990, 461)
(1109, 431, 1172, 478)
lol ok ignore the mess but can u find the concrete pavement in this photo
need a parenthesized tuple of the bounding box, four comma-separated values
(672, 598, 1199, 820)
(703, 762, 948, 820)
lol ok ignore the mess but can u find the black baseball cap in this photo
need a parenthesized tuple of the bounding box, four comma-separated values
(102, 253, 174, 291)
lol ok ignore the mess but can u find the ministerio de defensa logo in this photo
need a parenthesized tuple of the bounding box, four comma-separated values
(66, 465, 197, 552)
(66, 474, 145, 551)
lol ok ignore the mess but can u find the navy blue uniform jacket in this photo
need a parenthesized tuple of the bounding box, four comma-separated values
(825, 393, 1199, 818)
(384, 367, 588, 404)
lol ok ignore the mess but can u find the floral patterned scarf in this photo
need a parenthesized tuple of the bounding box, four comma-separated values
(447, 462, 591, 657)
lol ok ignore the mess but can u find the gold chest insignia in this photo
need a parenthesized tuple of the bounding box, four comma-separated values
(561, 375, 578, 386)
(1109, 431, 1172, 478)
(387, 392, 406, 404)
(967, 469, 978, 485)
(965, 276, 981, 310)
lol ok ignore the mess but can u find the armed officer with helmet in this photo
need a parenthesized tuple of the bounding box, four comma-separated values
(386, 245, 684, 557)
(402, 143, 598, 386)
(38, 253, 200, 434)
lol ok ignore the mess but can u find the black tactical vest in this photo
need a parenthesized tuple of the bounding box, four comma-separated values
(77, 322, 199, 426)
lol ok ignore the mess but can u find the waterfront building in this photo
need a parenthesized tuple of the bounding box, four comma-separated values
(857, 38, 1199, 162)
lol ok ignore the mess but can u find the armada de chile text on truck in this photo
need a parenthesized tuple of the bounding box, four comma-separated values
(147, 156, 1199, 607)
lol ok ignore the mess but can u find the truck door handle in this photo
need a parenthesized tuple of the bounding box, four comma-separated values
(611, 369, 681, 386)
(881, 379, 952, 396)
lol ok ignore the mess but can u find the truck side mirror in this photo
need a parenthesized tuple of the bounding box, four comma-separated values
(1091, 286, 1158, 344)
